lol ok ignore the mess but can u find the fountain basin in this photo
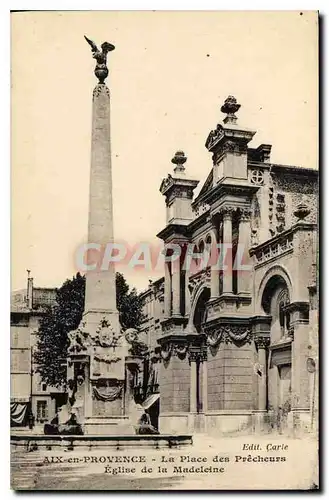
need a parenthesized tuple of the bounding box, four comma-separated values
(11, 433, 193, 451)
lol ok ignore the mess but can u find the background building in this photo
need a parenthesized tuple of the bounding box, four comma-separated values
(139, 277, 165, 352)
(11, 272, 65, 429)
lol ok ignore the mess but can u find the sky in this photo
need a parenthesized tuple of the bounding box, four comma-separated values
(11, 11, 318, 293)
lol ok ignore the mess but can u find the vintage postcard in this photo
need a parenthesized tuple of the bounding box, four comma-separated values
(11, 10, 319, 490)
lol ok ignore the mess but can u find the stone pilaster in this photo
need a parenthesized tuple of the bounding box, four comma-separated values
(287, 302, 311, 431)
(172, 259, 181, 317)
(221, 207, 234, 294)
(254, 335, 270, 411)
(164, 261, 172, 318)
(189, 345, 207, 414)
(209, 219, 220, 299)
(237, 208, 252, 295)
(189, 360, 197, 413)
(185, 266, 191, 317)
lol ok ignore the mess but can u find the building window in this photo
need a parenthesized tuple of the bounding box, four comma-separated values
(36, 400, 48, 422)
(41, 383, 47, 392)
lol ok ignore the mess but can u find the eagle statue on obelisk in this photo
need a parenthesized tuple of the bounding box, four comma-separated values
(84, 35, 115, 84)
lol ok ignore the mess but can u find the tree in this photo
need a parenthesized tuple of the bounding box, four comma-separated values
(116, 272, 145, 330)
(34, 272, 145, 389)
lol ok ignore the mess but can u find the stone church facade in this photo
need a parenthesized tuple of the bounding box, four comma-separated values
(141, 96, 318, 436)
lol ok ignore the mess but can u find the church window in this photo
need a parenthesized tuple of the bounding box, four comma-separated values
(251, 169, 264, 185)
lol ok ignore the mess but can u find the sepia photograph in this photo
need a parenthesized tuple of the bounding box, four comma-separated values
(10, 10, 319, 490)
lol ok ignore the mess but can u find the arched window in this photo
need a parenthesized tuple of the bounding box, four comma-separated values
(193, 288, 211, 333)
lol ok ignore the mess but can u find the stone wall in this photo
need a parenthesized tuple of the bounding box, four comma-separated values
(207, 342, 255, 411)
(159, 355, 190, 413)
(272, 171, 318, 228)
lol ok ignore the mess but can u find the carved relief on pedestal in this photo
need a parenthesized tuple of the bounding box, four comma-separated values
(68, 322, 93, 354)
(95, 320, 118, 347)
(68, 317, 127, 383)
(92, 380, 124, 402)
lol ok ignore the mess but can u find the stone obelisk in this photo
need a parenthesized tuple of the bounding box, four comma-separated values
(84, 37, 118, 328)
(67, 37, 130, 435)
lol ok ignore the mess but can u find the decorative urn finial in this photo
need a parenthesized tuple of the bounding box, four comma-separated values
(221, 95, 241, 124)
(294, 202, 310, 221)
(171, 150, 187, 173)
(85, 36, 115, 84)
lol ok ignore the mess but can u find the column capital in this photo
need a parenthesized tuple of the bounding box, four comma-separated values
(239, 207, 252, 222)
(189, 345, 208, 363)
(220, 205, 236, 220)
(254, 335, 270, 348)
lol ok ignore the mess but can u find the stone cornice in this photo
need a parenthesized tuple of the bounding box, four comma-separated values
(270, 164, 318, 177)
(192, 180, 258, 210)
(284, 301, 309, 313)
(269, 338, 292, 351)
(247, 161, 318, 177)
(186, 211, 212, 234)
(250, 316, 272, 336)
(160, 316, 189, 329)
(205, 122, 256, 154)
(250, 315, 272, 322)
(159, 175, 199, 196)
(156, 224, 190, 241)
